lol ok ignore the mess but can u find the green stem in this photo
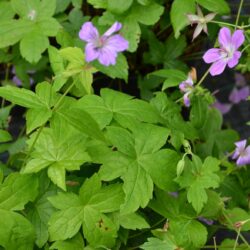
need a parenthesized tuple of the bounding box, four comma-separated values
(223, 210, 250, 247)
(22, 81, 75, 167)
(202, 245, 250, 249)
(235, 0, 244, 30)
(241, 44, 250, 53)
(52, 81, 75, 112)
(213, 237, 217, 250)
(233, 228, 241, 250)
(210, 20, 250, 29)
(196, 67, 211, 87)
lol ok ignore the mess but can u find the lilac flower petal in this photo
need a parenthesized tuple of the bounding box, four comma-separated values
(106, 34, 129, 52)
(210, 60, 227, 76)
(98, 47, 117, 66)
(232, 30, 245, 50)
(218, 27, 231, 48)
(193, 24, 204, 40)
(237, 154, 250, 166)
(79, 22, 99, 42)
(227, 51, 241, 68)
(198, 217, 214, 225)
(235, 73, 246, 87)
(203, 48, 221, 63)
(213, 101, 232, 114)
(183, 92, 191, 107)
(232, 147, 240, 159)
(12, 76, 22, 86)
(235, 140, 247, 151)
(179, 82, 187, 92)
(168, 191, 179, 198)
(85, 43, 100, 62)
(103, 22, 122, 37)
(237, 86, 249, 101)
(229, 87, 249, 104)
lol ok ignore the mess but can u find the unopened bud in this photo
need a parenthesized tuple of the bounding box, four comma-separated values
(177, 159, 185, 177)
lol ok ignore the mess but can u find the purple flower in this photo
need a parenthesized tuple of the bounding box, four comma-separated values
(235, 72, 246, 87)
(11, 67, 34, 86)
(232, 140, 250, 166)
(213, 99, 232, 114)
(198, 217, 214, 225)
(229, 86, 249, 104)
(203, 27, 245, 76)
(168, 191, 179, 198)
(187, 6, 216, 41)
(79, 21, 129, 66)
(179, 75, 194, 107)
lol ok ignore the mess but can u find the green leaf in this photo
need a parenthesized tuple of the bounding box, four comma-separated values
(121, 161, 154, 214)
(150, 69, 186, 90)
(47, 164, 66, 190)
(0, 85, 45, 108)
(0, 129, 12, 143)
(170, 0, 196, 38)
(56, 107, 106, 142)
(0, 209, 35, 250)
(141, 237, 177, 250)
(49, 175, 122, 246)
(0, 2, 15, 21)
(107, 0, 133, 14)
(36, 17, 61, 37)
(11, 0, 40, 18)
(92, 54, 128, 82)
(190, 96, 208, 129)
(177, 156, 220, 213)
(26, 183, 57, 247)
(170, 218, 207, 247)
(59, 47, 84, 66)
(20, 30, 49, 63)
(106, 126, 136, 157)
(50, 233, 85, 250)
(38, 0, 57, 18)
(0, 19, 34, 48)
(219, 239, 249, 250)
(78, 88, 160, 129)
(130, 2, 164, 25)
(87, 0, 108, 9)
(0, 173, 38, 211)
(83, 206, 117, 248)
(87, 184, 124, 213)
(225, 208, 250, 231)
(140, 149, 180, 191)
(49, 206, 84, 241)
(163, 35, 187, 68)
(72, 0, 83, 8)
(119, 212, 150, 230)
(123, 16, 141, 52)
(23, 119, 90, 189)
(26, 108, 52, 134)
(196, 0, 230, 14)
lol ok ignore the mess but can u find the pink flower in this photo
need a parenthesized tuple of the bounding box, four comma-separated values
(203, 27, 245, 76)
(232, 140, 250, 166)
(179, 75, 194, 107)
(79, 21, 129, 66)
(213, 99, 232, 114)
(229, 86, 249, 104)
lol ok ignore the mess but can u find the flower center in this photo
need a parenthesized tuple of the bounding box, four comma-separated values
(95, 37, 106, 48)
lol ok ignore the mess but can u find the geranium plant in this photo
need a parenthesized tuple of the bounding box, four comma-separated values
(0, 0, 250, 249)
